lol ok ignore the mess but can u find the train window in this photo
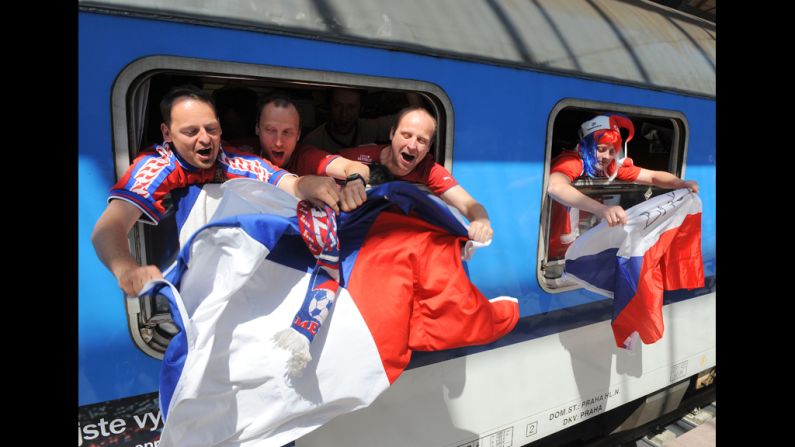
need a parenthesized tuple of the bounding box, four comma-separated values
(110, 56, 453, 358)
(538, 100, 689, 293)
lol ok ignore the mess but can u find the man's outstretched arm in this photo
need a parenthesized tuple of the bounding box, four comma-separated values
(440, 185, 493, 243)
(325, 157, 371, 212)
(91, 200, 163, 296)
(278, 174, 342, 214)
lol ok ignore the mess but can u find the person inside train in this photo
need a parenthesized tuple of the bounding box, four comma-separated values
(212, 85, 259, 153)
(546, 114, 700, 261)
(333, 106, 494, 243)
(301, 88, 422, 153)
(91, 85, 342, 296)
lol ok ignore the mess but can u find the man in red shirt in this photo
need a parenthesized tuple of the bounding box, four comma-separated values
(335, 107, 494, 243)
(547, 114, 700, 260)
(255, 93, 372, 213)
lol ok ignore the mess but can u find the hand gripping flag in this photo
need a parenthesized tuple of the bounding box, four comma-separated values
(563, 188, 704, 349)
(150, 180, 519, 447)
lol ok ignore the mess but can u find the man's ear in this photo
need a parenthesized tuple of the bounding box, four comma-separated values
(161, 123, 172, 142)
(389, 127, 395, 140)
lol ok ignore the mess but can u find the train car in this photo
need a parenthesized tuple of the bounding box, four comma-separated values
(78, 1, 715, 446)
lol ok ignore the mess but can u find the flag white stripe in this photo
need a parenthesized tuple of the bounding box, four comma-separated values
(160, 226, 389, 446)
(565, 189, 701, 260)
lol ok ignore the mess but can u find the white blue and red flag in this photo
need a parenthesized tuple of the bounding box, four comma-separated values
(148, 180, 518, 447)
(563, 189, 704, 349)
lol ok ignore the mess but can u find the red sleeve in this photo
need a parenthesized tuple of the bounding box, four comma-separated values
(337, 144, 382, 164)
(109, 149, 183, 224)
(426, 162, 459, 195)
(615, 157, 641, 182)
(550, 151, 583, 182)
(397, 155, 457, 195)
(291, 144, 339, 176)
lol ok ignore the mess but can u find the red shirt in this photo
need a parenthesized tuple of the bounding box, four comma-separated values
(337, 144, 459, 196)
(110, 144, 287, 224)
(286, 144, 340, 177)
(223, 139, 340, 177)
(550, 150, 640, 183)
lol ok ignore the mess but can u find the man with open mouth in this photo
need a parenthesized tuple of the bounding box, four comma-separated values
(91, 85, 343, 297)
(333, 107, 494, 244)
(254, 93, 373, 214)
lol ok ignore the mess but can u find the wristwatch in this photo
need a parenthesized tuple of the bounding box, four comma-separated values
(345, 173, 367, 187)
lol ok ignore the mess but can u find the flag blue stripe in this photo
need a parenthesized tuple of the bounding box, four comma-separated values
(266, 235, 318, 274)
(565, 248, 644, 321)
(176, 213, 300, 267)
(565, 248, 619, 293)
(340, 182, 469, 238)
(154, 283, 188, 420)
(613, 256, 643, 320)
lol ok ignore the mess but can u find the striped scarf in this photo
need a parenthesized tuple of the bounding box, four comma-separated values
(273, 201, 340, 375)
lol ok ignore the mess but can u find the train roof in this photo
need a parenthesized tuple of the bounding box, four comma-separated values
(79, 0, 715, 98)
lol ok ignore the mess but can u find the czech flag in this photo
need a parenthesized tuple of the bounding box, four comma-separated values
(563, 189, 704, 348)
(150, 180, 518, 447)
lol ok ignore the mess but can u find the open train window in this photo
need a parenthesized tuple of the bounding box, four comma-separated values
(110, 56, 453, 358)
(537, 99, 689, 293)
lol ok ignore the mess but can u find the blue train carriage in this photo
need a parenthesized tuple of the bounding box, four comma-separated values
(78, 0, 715, 446)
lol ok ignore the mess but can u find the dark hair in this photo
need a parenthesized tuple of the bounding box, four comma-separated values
(256, 92, 302, 130)
(366, 162, 395, 186)
(159, 84, 216, 127)
(392, 106, 437, 140)
(212, 86, 258, 140)
(213, 86, 257, 111)
(330, 88, 365, 103)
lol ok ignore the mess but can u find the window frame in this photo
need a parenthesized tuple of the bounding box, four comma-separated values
(110, 55, 455, 358)
(537, 98, 690, 294)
